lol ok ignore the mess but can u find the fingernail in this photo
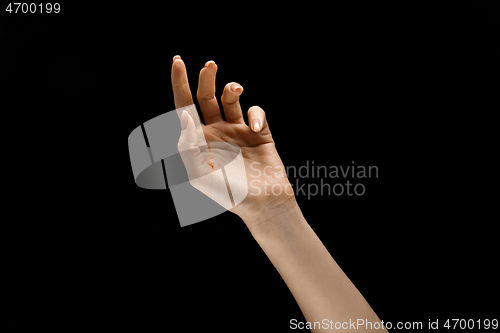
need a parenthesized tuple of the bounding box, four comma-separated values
(230, 83, 243, 92)
(181, 111, 188, 130)
(205, 60, 216, 68)
(173, 55, 181, 63)
(252, 119, 261, 132)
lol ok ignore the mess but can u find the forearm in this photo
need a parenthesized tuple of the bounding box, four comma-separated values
(244, 201, 386, 332)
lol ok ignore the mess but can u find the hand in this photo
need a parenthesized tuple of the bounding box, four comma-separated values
(171, 57, 387, 332)
(171, 56, 296, 228)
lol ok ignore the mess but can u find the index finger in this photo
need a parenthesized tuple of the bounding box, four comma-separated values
(171, 56, 194, 109)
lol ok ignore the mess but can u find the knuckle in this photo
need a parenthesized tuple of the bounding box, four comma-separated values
(181, 98, 193, 107)
(197, 91, 216, 102)
(249, 105, 265, 115)
(223, 97, 239, 106)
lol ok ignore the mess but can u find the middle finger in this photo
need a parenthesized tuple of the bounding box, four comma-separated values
(197, 60, 223, 124)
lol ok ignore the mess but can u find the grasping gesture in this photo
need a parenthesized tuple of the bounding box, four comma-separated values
(171, 56, 294, 229)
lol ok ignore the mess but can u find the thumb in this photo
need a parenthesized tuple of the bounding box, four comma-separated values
(178, 110, 199, 151)
(178, 111, 208, 179)
(247, 105, 270, 134)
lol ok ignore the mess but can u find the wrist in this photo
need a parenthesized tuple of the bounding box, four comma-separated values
(241, 197, 306, 238)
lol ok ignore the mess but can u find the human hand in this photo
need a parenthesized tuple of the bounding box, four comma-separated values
(171, 56, 296, 228)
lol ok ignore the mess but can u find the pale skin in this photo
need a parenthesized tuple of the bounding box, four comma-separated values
(171, 55, 388, 332)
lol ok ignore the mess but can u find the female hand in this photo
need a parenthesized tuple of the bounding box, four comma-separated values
(171, 56, 296, 228)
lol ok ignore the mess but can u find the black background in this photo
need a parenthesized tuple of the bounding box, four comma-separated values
(1, 1, 499, 331)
